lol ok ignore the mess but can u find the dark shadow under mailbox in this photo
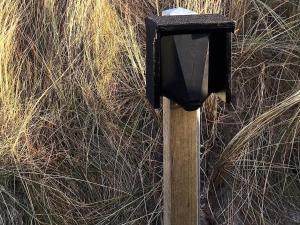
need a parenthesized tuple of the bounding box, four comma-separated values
(146, 14, 235, 111)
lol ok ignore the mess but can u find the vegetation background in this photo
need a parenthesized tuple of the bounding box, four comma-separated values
(0, 0, 299, 224)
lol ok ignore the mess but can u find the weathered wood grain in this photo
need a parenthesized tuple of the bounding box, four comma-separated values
(163, 98, 200, 225)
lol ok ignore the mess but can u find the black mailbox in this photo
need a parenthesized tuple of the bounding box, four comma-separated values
(145, 14, 235, 111)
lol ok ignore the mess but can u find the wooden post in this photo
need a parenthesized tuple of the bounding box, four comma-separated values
(160, 8, 208, 225)
(163, 99, 201, 225)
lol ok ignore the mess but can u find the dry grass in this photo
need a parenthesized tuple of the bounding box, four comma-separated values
(0, 0, 160, 224)
(201, 1, 300, 224)
(0, 0, 299, 224)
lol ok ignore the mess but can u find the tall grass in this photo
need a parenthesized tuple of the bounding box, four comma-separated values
(0, 0, 299, 224)
(0, 0, 159, 224)
(202, 1, 300, 224)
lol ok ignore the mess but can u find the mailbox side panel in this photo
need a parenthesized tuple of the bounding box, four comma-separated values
(145, 18, 160, 108)
(225, 32, 232, 102)
(208, 31, 232, 102)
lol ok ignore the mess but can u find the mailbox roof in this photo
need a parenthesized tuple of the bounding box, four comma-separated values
(146, 14, 235, 33)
